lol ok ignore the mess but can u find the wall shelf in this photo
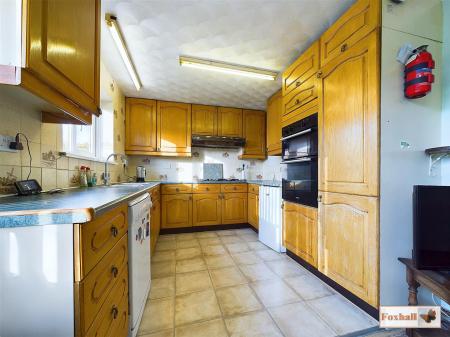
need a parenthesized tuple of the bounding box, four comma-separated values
(425, 147, 450, 175)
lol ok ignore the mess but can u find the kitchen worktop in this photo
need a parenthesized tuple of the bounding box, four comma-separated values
(0, 182, 159, 228)
(152, 180, 282, 187)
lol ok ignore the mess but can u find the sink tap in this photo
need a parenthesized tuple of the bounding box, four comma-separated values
(103, 153, 127, 186)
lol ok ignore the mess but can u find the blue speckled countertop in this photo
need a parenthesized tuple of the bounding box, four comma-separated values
(0, 182, 159, 228)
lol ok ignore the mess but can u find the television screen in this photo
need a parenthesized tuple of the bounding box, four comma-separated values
(413, 185, 450, 270)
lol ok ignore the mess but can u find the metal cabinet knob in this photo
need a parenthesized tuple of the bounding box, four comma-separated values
(111, 266, 119, 278)
(317, 195, 323, 202)
(111, 305, 119, 319)
(296, 81, 301, 87)
(110, 226, 118, 237)
(340, 43, 348, 52)
(316, 70, 323, 78)
(176, 188, 180, 192)
(295, 99, 301, 105)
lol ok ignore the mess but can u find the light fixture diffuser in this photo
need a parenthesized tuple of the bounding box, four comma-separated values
(105, 14, 142, 90)
(179, 56, 277, 81)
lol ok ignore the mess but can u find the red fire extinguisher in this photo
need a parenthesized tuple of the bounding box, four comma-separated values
(404, 45, 435, 99)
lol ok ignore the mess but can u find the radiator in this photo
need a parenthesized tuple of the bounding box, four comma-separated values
(258, 186, 285, 253)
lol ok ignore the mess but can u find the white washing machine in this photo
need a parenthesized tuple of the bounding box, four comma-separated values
(128, 193, 152, 337)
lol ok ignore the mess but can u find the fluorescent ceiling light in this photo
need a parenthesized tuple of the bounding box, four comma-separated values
(179, 56, 278, 81)
(105, 14, 142, 90)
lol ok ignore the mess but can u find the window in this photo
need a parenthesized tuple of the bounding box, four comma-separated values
(62, 106, 114, 161)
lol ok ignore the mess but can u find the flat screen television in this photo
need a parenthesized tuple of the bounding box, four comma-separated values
(413, 185, 450, 270)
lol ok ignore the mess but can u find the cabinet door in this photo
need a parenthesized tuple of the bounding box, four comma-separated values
(266, 90, 282, 156)
(192, 194, 222, 226)
(319, 192, 379, 307)
(27, 0, 100, 114)
(157, 101, 192, 154)
(318, 31, 379, 197)
(161, 194, 192, 228)
(192, 105, 217, 136)
(125, 98, 157, 154)
(218, 107, 243, 137)
(247, 192, 259, 229)
(241, 110, 266, 159)
(222, 193, 247, 224)
(320, 0, 380, 66)
(150, 197, 160, 253)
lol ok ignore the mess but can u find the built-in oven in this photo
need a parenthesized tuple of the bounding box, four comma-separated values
(281, 113, 318, 208)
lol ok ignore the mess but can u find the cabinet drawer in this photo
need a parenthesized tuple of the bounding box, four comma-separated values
(76, 204, 127, 280)
(85, 267, 129, 337)
(320, 0, 380, 66)
(192, 184, 221, 194)
(150, 185, 160, 201)
(77, 234, 128, 335)
(161, 184, 192, 194)
(221, 184, 248, 193)
(283, 75, 317, 117)
(282, 99, 318, 128)
(248, 184, 259, 195)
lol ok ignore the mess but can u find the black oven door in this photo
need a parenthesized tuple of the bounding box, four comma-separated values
(282, 157, 318, 208)
(282, 128, 318, 161)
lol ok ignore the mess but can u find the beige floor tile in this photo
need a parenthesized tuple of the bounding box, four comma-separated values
(225, 310, 283, 337)
(196, 231, 218, 239)
(210, 266, 248, 288)
(284, 274, 334, 300)
(176, 239, 200, 249)
(266, 260, 307, 278)
(199, 237, 222, 247)
(251, 279, 300, 307)
(176, 270, 213, 295)
(268, 302, 335, 337)
(175, 318, 228, 337)
(225, 242, 250, 254)
(158, 235, 176, 242)
(152, 260, 176, 279)
(156, 241, 177, 251)
(240, 233, 259, 242)
(139, 329, 173, 337)
(175, 290, 221, 326)
(175, 247, 202, 260)
(231, 251, 262, 265)
(150, 276, 175, 300)
(255, 249, 285, 261)
(307, 295, 378, 335)
(202, 244, 227, 256)
(138, 298, 174, 334)
(234, 228, 256, 236)
(220, 235, 243, 244)
(153, 250, 176, 262)
(205, 254, 235, 269)
(216, 230, 236, 236)
(176, 257, 207, 273)
(247, 241, 269, 251)
(239, 263, 278, 282)
(176, 233, 197, 241)
(215, 284, 262, 316)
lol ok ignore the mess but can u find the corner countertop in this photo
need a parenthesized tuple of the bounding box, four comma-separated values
(0, 182, 159, 228)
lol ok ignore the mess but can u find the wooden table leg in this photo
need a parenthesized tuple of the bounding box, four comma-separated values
(406, 267, 420, 337)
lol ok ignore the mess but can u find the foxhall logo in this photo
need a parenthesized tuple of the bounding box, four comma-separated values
(379, 306, 441, 328)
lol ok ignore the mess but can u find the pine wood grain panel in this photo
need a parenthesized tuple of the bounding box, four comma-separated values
(248, 184, 259, 195)
(125, 98, 157, 153)
(157, 101, 192, 154)
(192, 184, 221, 194)
(241, 109, 266, 159)
(266, 90, 282, 155)
(150, 197, 161, 254)
(221, 184, 248, 193)
(222, 193, 247, 224)
(247, 192, 259, 229)
(192, 104, 218, 136)
(161, 184, 192, 195)
(218, 107, 243, 137)
(161, 194, 192, 228)
(192, 193, 222, 226)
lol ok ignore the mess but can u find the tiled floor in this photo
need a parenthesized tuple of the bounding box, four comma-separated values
(139, 228, 378, 337)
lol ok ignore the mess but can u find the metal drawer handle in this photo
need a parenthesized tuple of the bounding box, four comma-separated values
(111, 226, 118, 237)
(340, 43, 348, 52)
(295, 99, 301, 105)
(316, 70, 323, 79)
(296, 81, 301, 87)
(111, 266, 119, 278)
(206, 187, 209, 191)
(111, 305, 119, 319)
(233, 187, 237, 190)
(176, 188, 180, 192)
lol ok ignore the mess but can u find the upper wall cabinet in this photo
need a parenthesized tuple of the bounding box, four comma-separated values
(218, 107, 243, 137)
(125, 98, 157, 154)
(240, 110, 266, 160)
(320, 0, 380, 66)
(0, 0, 101, 125)
(157, 101, 192, 156)
(266, 90, 282, 156)
(192, 104, 218, 136)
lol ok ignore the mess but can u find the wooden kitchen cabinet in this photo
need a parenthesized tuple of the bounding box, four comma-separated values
(125, 98, 157, 155)
(318, 30, 379, 197)
(240, 109, 266, 159)
(282, 201, 318, 268)
(247, 192, 259, 229)
(318, 192, 379, 307)
(320, 0, 380, 66)
(218, 107, 243, 137)
(192, 193, 222, 226)
(266, 90, 282, 156)
(161, 194, 193, 228)
(222, 193, 247, 224)
(150, 187, 161, 253)
(157, 101, 192, 155)
(192, 104, 218, 136)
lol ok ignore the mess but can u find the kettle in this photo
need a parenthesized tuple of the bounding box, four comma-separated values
(136, 166, 146, 182)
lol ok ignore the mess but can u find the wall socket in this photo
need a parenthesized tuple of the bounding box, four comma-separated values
(0, 135, 18, 153)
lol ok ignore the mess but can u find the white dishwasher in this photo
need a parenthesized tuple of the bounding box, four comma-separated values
(258, 186, 285, 253)
(128, 193, 152, 337)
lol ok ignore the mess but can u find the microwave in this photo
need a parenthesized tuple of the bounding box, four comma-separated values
(281, 113, 318, 162)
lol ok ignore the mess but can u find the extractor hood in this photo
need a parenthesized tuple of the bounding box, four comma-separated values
(192, 135, 246, 148)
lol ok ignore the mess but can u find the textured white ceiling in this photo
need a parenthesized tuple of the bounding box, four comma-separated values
(101, 0, 355, 110)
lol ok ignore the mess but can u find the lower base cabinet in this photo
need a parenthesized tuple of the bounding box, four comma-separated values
(318, 191, 379, 308)
(222, 193, 248, 224)
(248, 192, 259, 229)
(192, 193, 222, 226)
(161, 194, 192, 228)
(150, 196, 161, 253)
(282, 201, 318, 267)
